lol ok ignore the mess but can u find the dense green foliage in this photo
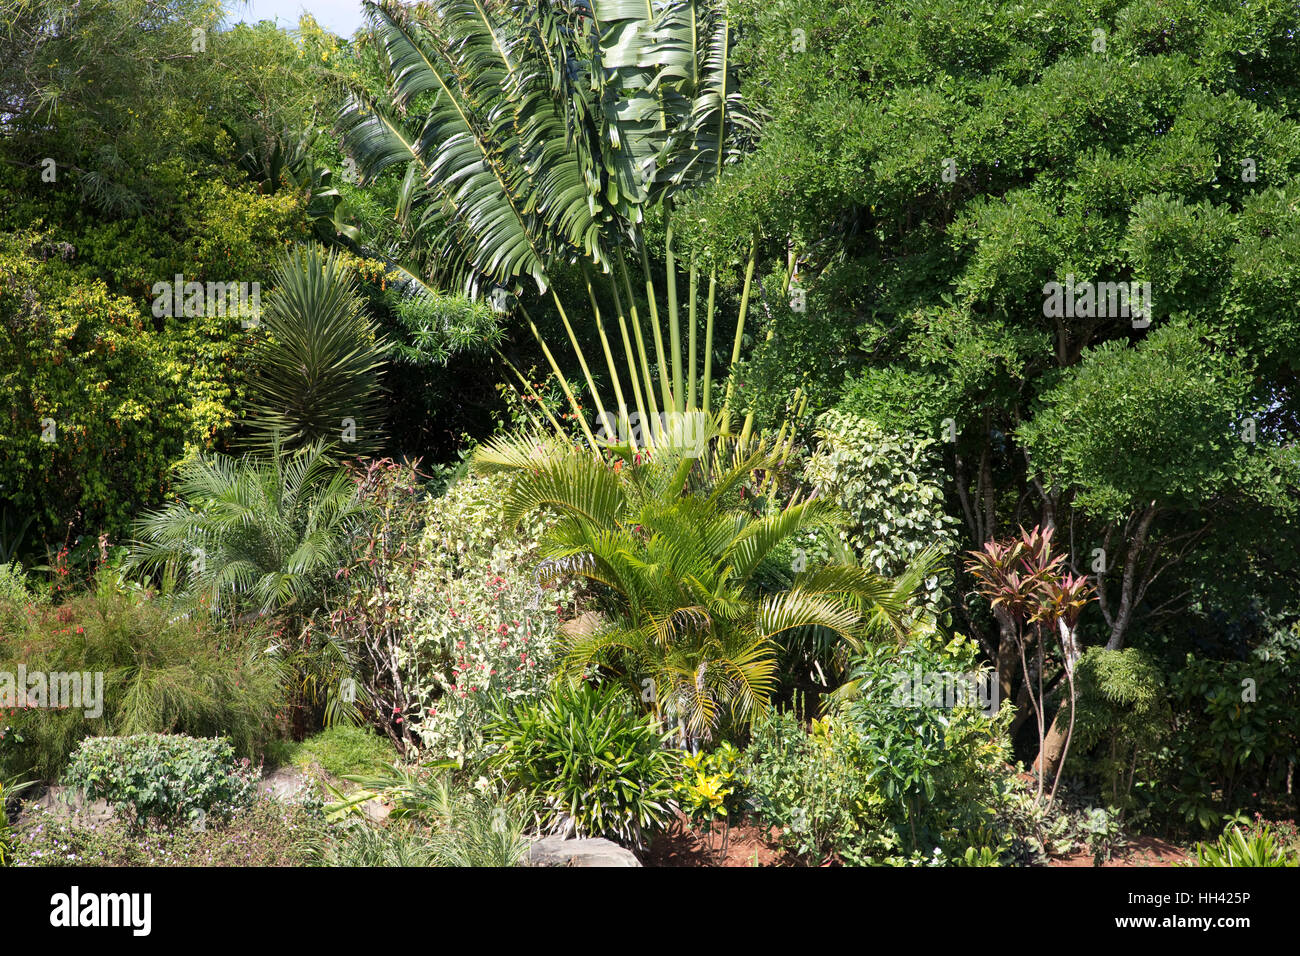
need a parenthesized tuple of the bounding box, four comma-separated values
(1072, 646, 1170, 811)
(128, 440, 368, 620)
(244, 245, 390, 453)
(0, 583, 283, 781)
(476, 432, 930, 742)
(689, 0, 1300, 666)
(63, 734, 258, 829)
(0, 0, 1296, 872)
(486, 681, 679, 848)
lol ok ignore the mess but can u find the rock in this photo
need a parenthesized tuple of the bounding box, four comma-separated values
(258, 766, 314, 804)
(259, 765, 390, 822)
(22, 785, 116, 829)
(526, 834, 642, 867)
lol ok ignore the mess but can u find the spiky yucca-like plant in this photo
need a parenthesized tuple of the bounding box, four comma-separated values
(244, 243, 390, 454)
(473, 433, 931, 744)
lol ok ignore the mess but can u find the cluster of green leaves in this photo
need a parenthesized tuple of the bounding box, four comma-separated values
(682, 0, 1300, 670)
(127, 439, 368, 622)
(475, 433, 929, 743)
(0, 227, 268, 544)
(743, 709, 893, 865)
(1155, 651, 1300, 832)
(1071, 646, 1170, 811)
(989, 778, 1089, 866)
(0, 0, 341, 217)
(243, 244, 391, 455)
(328, 767, 535, 867)
(834, 635, 1016, 860)
(745, 635, 1018, 866)
(1016, 323, 1284, 521)
(805, 409, 961, 612)
(0, 582, 284, 781)
(485, 681, 679, 849)
(63, 734, 257, 830)
(1193, 823, 1298, 867)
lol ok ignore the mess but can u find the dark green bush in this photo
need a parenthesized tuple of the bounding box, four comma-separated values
(1153, 652, 1300, 832)
(63, 734, 257, 829)
(1071, 646, 1170, 812)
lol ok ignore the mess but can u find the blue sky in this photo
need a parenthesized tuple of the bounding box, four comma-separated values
(224, 0, 367, 38)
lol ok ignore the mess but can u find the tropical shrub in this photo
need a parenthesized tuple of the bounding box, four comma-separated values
(316, 457, 430, 753)
(743, 709, 892, 866)
(965, 525, 1095, 802)
(1193, 824, 1298, 868)
(324, 821, 443, 868)
(1071, 646, 1170, 812)
(990, 779, 1085, 867)
(475, 434, 926, 745)
(399, 472, 577, 766)
(0, 587, 284, 781)
(833, 635, 1015, 860)
(0, 561, 40, 635)
(1155, 652, 1300, 832)
(128, 438, 368, 622)
(674, 741, 745, 862)
(63, 734, 258, 830)
(804, 409, 961, 612)
(485, 681, 679, 848)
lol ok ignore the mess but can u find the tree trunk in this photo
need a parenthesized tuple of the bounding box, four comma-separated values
(1105, 503, 1157, 651)
(1034, 704, 1070, 779)
(994, 606, 1018, 708)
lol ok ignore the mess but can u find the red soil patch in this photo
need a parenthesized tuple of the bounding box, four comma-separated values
(1048, 835, 1191, 867)
(645, 811, 789, 867)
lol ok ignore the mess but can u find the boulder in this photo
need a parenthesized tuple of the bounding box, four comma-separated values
(22, 785, 116, 829)
(526, 834, 642, 867)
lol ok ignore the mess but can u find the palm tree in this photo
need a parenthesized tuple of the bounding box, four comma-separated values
(128, 437, 369, 621)
(244, 243, 390, 455)
(337, 0, 765, 454)
(473, 432, 930, 746)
